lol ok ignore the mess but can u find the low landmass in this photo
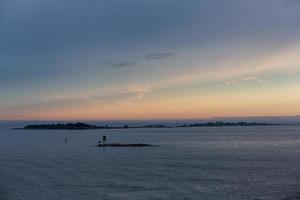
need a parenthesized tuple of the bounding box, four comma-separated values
(16, 121, 286, 130)
(178, 121, 275, 127)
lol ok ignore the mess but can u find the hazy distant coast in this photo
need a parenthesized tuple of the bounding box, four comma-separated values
(15, 121, 287, 130)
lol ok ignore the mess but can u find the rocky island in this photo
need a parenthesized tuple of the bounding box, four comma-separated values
(17, 122, 169, 130)
(21, 122, 101, 130)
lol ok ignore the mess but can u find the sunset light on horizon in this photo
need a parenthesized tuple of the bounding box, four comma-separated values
(3, 1, 300, 200)
(1, 0, 300, 120)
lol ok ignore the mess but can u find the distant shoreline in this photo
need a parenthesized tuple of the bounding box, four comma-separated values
(14, 121, 298, 130)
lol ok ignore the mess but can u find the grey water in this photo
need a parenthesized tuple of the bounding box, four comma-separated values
(1, 122, 300, 200)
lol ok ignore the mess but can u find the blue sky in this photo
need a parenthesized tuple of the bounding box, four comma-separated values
(1, 0, 300, 120)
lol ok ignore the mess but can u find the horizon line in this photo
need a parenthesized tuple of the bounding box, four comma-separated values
(1, 115, 300, 122)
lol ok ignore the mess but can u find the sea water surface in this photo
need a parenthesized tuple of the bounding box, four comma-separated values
(0, 122, 300, 200)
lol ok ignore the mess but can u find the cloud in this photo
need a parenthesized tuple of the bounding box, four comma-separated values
(45, 83, 156, 106)
(225, 76, 261, 85)
(0, 83, 157, 117)
(102, 52, 175, 69)
(102, 60, 137, 68)
(111, 62, 136, 68)
(145, 53, 175, 60)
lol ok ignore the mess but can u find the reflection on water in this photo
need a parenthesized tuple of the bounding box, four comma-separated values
(1, 124, 300, 200)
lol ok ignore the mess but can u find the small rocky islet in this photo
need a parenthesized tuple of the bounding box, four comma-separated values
(97, 143, 152, 147)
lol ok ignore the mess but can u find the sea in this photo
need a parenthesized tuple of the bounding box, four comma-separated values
(0, 121, 300, 200)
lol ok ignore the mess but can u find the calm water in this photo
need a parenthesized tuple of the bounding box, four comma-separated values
(1, 122, 300, 200)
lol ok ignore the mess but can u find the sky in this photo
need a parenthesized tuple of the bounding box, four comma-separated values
(1, 0, 300, 120)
